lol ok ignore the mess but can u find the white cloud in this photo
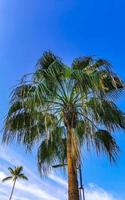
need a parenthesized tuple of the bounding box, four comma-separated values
(85, 184, 117, 200)
(49, 173, 68, 187)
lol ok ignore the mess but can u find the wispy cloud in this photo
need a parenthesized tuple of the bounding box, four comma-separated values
(86, 184, 117, 200)
(49, 173, 68, 187)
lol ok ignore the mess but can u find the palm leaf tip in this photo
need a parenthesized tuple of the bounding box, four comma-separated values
(18, 174, 28, 180)
(36, 51, 62, 70)
(2, 176, 12, 182)
(72, 56, 93, 70)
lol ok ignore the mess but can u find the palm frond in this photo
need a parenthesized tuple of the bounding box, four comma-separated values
(91, 59, 111, 70)
(87, 97, 125, 131)
(8, 167, 14, 174)
(18, 173, 28, 180)
(14, 166, 23, 175)
(72, 56, 93, 70)
(71, 69, 93, 94)
(37, 127, 66, 174)
(2, 176, 12, 182)
(36, 51, 62, 70)
(94, 130, 120, 162)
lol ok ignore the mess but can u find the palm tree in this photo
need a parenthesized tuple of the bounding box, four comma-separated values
(3, 51, 125, 200)
(2, 166, 28, 200)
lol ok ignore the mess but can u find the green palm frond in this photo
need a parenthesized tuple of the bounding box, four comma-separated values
(8, 167, 14, 174)
(72, 55, 124, 97)
(71, 69, 94, 95)
(94, 130, 119, 162)
(4, 111, 54, 147)
(87, 97, 125, 131)
(37, 127, 66, 174)
(2, 176, 13, 182)
(91, 59, 111, 71)
(36, 51, 61, 70)
(14, 166, 23, 175)
(18, 174, 28, 180)
(72, 56, 93, 70)
(75, 120, 96, 145)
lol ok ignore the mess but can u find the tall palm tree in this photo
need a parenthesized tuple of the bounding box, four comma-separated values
(3, 51, 125, 200)
(2, 166, 28, 200)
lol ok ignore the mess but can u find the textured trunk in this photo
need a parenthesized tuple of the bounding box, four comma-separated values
(67, 127, 79, 200)
(9, 180, 16, 200)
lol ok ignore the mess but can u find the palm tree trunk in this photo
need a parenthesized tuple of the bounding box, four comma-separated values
(67, 127, 79, 200)
(9, 180, 16, 200)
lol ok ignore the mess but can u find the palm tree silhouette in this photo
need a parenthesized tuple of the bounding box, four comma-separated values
(2, 166, 28, 200)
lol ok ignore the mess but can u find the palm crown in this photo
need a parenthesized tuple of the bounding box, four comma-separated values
(3, 51, 125, 200)
(2, 166, 28, 182)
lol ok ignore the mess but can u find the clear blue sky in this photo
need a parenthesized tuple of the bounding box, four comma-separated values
(0, 1, 125, 200)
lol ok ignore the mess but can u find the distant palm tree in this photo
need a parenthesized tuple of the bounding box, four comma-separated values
(3, 51, 125, 200)
(2, 166, 28, 200)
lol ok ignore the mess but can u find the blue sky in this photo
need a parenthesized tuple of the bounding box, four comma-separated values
(0, 0, 125, 199)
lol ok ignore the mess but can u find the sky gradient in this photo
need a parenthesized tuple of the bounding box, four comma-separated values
(0, 0, 125, 199)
